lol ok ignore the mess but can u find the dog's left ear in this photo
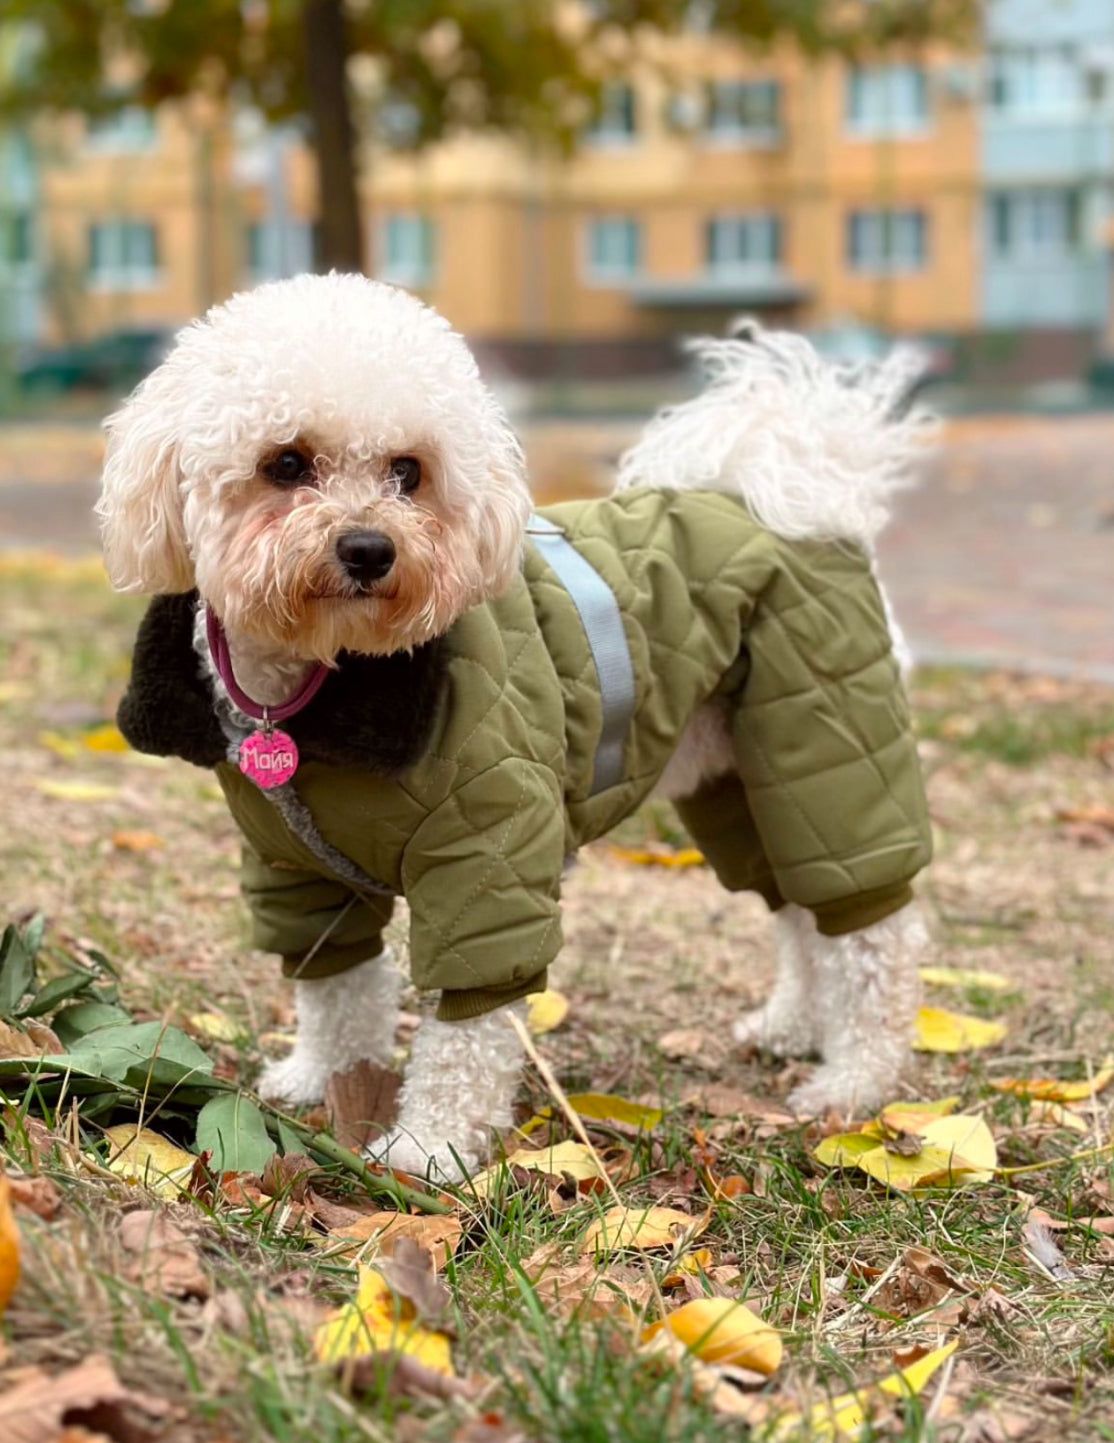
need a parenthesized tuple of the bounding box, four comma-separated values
(97, 358, 194, 595)
(472, 401, 533, 593)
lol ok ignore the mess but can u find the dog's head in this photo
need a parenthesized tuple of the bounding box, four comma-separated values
(97, 273, 531, 659)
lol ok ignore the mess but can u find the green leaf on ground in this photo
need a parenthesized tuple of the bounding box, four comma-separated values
(196, 1094, 277, 1174)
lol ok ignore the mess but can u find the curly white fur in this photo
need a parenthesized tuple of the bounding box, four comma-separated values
(98, 273, 530, 665)
(617, 320, 934, 550)
(257, 948, 401, 1107)
(367, 1004, 527, 1182)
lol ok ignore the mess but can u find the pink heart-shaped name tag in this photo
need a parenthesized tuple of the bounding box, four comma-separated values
(239, 728, 299, 789)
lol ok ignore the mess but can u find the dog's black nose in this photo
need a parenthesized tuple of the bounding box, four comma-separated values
(336, 530, 396, 585)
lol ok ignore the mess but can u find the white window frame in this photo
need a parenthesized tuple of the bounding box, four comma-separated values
(847, 209, 928, 274)
(379, 213, 436, 286)
(87, 219, 161, 291)
(704, 79, 781, 146)
(583, 216, 642, 284)
(585, 81, 638, 148)
(846, 65, 931, 137)
(988, 189, 1082, 260)
(706, 212, 782, 272)
(84, 106, 158, 154)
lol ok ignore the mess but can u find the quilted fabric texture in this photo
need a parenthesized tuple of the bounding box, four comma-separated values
(211, 487, 932, 1019)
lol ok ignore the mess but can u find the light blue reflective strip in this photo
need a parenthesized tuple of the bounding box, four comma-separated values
(528, 515, 636, 795)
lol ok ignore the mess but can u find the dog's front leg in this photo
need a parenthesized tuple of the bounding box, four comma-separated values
(257, 949, 401, 1106)
(787, 902, 926, 1118)
(367, 1002, 526, 1183)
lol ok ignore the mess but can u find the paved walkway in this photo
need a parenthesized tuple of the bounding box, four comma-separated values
(1, 414, 1111, 682)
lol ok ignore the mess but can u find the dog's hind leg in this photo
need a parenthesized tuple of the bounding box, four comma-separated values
(786, 902, 926, 1118)
(733, 904, 820, 1058)
(366, 1002, 526, 1183)
(257, 948, 401, 1107)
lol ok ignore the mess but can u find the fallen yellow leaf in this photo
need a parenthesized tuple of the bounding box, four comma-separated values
(188, 1011, 244, 1043)
(799, 1340, 959, 1440)
(815, 1111, 996, 1192)
(919, 1115, 997, 1181)
(609, 845, 705, 868)
(919, 965, 1012, 992)
(102, 1124, 196, 1199)
(914, 1007, 1007, 1053)
(38, 730, 81, 760)
(83, 723, 129, 752)
(314, 1265, 453, 1373)
(580, 1205, 709, 1255)
(991, 1056, 1114, 1103)
(857, 1143, 985, 1192)
(467, 1139, 606, 1199)
(565, 1093, 664, 1129)
(645, 1298, 782, 1373)
(36, 779, 120, 803)
(112, 829, 164, 853)
(0, 1173, 20, 1317)
(526, 988, 569, 1035)
(1026, 1101, 1089, 1134)
(813, 1133, 880, 1168)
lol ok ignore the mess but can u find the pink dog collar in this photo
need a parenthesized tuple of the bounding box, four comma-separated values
(205, 607, 330, 790)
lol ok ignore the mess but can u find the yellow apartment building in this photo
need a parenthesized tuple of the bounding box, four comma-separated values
(32, 34, 981, 372)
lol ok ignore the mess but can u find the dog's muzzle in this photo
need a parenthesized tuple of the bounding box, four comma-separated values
(336, 529, 396, 588)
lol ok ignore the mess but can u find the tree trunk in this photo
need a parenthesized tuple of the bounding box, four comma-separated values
(302, 0, 364, 272)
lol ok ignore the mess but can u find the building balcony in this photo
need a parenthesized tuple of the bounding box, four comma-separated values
(628, 268, 810, 311)
(983, 113, 1114, 182)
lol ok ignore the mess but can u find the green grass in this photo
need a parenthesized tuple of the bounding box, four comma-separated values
(3, 567, 1114, 1441)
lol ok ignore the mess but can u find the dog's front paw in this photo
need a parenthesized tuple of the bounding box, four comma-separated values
(733, 1006, 817, 1059)
(787, 1065, 888, 1121)
(256, 1052, 332, 1108)
(365, 1127, 480, 1185)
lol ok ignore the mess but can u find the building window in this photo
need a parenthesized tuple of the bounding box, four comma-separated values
(988, 189, 1081, 259)
(706, 80, 781, 142)
(585, 217, 642, 281)
(846, 66, 930, 135)
(380, 214, 436, 285)
(85, 106, 158, 152)
(88, 220, 160, 289)
(987, 46, 1093, 117)
(586, 82, 637, 144)
(245, 218, 315, 281)
(847, 209, 928, 272)
(706, 213, 782, 271)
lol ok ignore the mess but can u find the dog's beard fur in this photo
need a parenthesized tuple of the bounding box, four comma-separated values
(191, 475, 487, 661)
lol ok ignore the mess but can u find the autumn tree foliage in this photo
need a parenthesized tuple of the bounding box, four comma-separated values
(1, 0, 974, 272)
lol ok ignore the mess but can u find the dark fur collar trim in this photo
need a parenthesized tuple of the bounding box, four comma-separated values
(117, 592, 444, 774)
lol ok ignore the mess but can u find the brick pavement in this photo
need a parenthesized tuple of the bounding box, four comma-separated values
(1, 413, 1111, 682)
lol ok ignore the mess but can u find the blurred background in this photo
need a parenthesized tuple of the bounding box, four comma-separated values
(1, 0, 1112, 677)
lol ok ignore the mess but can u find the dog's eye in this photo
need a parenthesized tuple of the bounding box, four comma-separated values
(389, 456, 422, 495)
(264, 448, 313, 486)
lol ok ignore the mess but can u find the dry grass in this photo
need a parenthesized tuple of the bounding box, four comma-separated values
(2, 557, 1114, 1442)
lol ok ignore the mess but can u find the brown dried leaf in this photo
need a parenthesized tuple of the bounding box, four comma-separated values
(681, 1085, 796, 1126)
(117, 1211, 210, 1300)
(7, 1174, 62, 1221)
(521, 1244, 653, 1320)
(260, 1152, 317, 1201)
(0, 1020, 62, 1060)
(340, 1350, 478, 1402)
(658, 1028, 713, 1061)
(376, 1237, 452, 1329)
(0, 1354, 172, 1443)
(325, 1060, 401, 1152)
(329, 1211, 463, 1270)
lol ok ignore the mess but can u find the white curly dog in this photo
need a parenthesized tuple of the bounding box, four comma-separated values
(98, 273, 931, 1181)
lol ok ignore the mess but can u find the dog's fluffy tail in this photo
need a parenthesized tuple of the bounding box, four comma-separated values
(616, 320, 935, 550)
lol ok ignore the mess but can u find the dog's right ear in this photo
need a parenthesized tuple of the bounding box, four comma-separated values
(97, 362, 194, 594)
